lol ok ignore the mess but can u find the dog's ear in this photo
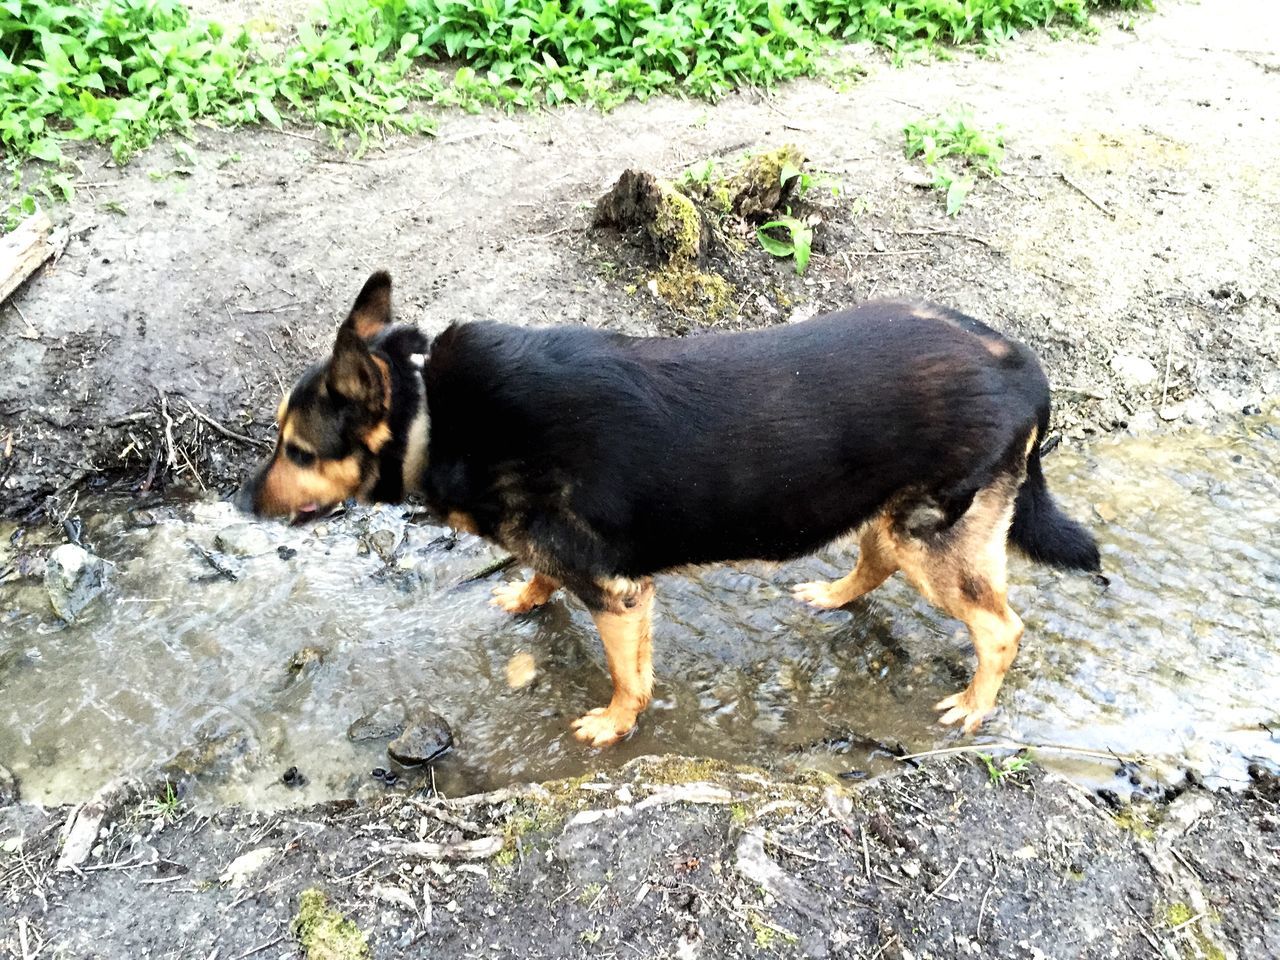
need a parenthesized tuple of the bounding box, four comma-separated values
(329, 321, 388, 414)
(343, 271, 393, 342)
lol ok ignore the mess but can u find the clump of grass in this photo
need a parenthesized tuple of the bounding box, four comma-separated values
(136, 780, 183, 822)
(904, 106, 1005, 215)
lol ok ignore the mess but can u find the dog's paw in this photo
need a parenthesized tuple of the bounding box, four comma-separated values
(491, 581, 542, 615)
(571, 707, 637, 748)
(791, 580, 850, 609)
(935, 688, 995, 735)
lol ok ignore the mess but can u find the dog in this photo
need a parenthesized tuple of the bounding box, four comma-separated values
(235, 272, 1100, 747)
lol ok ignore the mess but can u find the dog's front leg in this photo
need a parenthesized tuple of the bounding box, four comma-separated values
(572, 577, 655, 748)
(491, 572, 561, 614)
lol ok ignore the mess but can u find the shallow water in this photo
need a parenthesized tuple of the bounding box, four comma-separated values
(1, 416, 1277, 808)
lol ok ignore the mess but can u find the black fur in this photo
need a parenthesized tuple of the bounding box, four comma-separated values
(1009, 443, 1101, 571)
(415, 301, 1097, 603)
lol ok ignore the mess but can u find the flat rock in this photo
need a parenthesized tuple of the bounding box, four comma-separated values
(387, 708, 453, 765)
(45, 543, 107, 622)
(213, 523, 272, 557)
(347, 702, 408, 743)
(1109, 353, 1160, 387)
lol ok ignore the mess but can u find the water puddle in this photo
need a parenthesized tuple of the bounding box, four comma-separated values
(1, 416, 1277, 808)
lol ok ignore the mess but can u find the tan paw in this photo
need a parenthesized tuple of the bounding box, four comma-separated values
(571, 707, 637, 748)
(791, 580, 850, 610)
(935, 688, 995, 735)
(491, 582, 540, 614)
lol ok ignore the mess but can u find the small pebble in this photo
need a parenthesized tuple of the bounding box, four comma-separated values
(277, 545, 298, 560)
(372, 767, 387, 780)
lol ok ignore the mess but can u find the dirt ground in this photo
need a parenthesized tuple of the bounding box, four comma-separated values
(3, 3, 1280, 958)
(3, 756, 1278, 960)
(2, 0, 1277, 518)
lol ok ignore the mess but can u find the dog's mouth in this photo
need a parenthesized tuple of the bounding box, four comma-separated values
(290, 502, 341, 526)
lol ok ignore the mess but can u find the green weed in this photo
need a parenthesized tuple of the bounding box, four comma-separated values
(137, 780, 183, 821)
(757, 214, 813, 275)
(977, 752, 1033, 787)
(904, 106, 1005, 215)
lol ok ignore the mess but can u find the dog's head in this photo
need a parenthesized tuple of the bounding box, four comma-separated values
(235, 271, 405, 522)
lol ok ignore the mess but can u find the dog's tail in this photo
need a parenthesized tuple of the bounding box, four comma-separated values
(1009, 435, 1100, 572)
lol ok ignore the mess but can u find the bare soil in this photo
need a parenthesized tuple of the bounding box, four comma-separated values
(2, 1, 1277, 519)
(3, 756, 1278, 959)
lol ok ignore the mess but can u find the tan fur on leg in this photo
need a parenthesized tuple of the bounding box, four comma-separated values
(491, 572, 560, 614)
(793, 517, 898, 608)
(572, 578, 655, 748)
(887, 479, 1024, 734)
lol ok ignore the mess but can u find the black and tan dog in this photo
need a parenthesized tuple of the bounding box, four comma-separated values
(236, 272, 1099, 747)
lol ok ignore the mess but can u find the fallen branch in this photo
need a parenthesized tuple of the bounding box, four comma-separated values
(375, 835, 504, 861)
(1, 210, 66, 306)
(896, 740, 1145, 765)
(183, 398, 271, 450)
(456, 554, 517, 585)
(1059, 172, 1115, 219)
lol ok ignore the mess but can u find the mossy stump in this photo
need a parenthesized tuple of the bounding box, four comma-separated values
(593, 169, 709, 264)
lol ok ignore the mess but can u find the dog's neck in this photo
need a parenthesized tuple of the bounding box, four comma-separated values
(367, 326, 430, 503)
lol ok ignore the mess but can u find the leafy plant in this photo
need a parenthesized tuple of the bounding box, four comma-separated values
(0, 0, 437, 166)
(903, 106, 1005, 215)
(977, 752, 1033, 786)
(0, 0, 1152, 171)
(757, 215, 813, 275)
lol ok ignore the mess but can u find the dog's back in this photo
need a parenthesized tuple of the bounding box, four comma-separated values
(422, 301, 1053, 575)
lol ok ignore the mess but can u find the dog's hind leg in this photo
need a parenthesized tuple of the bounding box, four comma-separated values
(793, 517, 898, 609)
(572, 577, 655, 748)
(890, 481, 1024, 734)
(492, 572, 561, 614)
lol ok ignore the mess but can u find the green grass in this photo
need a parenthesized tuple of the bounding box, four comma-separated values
(904, 105, 1005, 215)
(0, 0, 1152, 175)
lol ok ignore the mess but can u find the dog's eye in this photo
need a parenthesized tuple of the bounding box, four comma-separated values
(284, 443, 317, 468)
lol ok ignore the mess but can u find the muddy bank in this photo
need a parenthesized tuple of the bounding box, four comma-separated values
(2, 1, 1278, 518)
(2, 757, 1277, 959)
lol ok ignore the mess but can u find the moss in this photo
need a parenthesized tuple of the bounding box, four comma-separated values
(292, 889, 371, 960)
(653, 185, 702, 261)
(630, 755, 741, 786)
(749, 912, 775, 949)
(1162, 902, 1227, 960)
(732, 144, 806, 220)
(652, 263, 733, 322)
(1110, 803, 1161, 841)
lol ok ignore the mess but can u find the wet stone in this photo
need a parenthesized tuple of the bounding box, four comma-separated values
(287, 646, 327, 674)
(387, 709, 453, 766)
(213, 523, 272, 557)
(347, 702, 408, 743)
(0, 763, 18, 806)
(45, 543, 107, 622)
